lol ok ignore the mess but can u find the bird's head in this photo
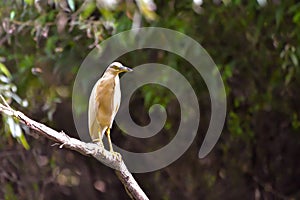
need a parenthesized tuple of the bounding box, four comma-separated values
(107, 62, 133, 74)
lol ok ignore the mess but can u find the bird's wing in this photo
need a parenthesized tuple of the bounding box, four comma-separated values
(88, 81, 101, 140)
(95, 75, 115, 128)
(89, 73, 118, 140)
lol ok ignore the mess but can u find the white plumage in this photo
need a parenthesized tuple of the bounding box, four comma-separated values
(88, 62, 132, 152)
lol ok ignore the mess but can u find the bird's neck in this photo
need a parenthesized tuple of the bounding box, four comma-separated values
(103, 71, 119, 79)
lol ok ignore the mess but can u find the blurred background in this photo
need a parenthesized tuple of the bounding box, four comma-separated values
(1, 0, 300, 199)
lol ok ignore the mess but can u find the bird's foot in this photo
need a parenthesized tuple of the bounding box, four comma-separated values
(110, 150, 122, 161)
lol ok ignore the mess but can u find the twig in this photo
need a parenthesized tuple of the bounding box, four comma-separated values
(0, 95, 11, 109)
(0, 102, 149, 200)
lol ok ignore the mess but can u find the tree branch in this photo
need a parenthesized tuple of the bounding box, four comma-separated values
(0, 102, 149, 200)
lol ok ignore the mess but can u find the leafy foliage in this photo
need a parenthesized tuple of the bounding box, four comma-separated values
(1, 0, 300, 199)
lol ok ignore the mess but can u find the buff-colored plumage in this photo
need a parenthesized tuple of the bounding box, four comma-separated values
(88, 62, 132, 152)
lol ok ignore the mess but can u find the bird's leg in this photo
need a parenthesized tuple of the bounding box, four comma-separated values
(105, 128, 121, 160)
(92, 131, 104, 147)
(106, 128, 113, 152)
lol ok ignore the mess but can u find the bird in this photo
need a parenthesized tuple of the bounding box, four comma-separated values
(88, 62, 133, 156)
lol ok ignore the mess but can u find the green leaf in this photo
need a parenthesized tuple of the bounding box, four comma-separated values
(0, 63, 12, 78)
(222, 0, 231, 5)
(7, 116, 22, 138)
(18, 132, 30, 150)
(99, 8, 114, 20)
(67, 0, 75, 11)
(24, 0, 34, 5)
(80, 2, 96, 20)
(288, 3, 300, 14)
(293, 12, 300, 24)
(4, 184, 18, 200)
(136, 0, 158, 21)
(144, 90, 153, 107)
(290, 53, 299, 66)
(228, 111, 243, 136)
(275, 7, 284, 28)
(292, 113, 300, 130)
(6, 116, 30, 150)
(285, 67, 294, 85)
(10, 11, 15, 20)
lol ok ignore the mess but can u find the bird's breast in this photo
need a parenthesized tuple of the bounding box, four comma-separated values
(113, 75, 121, 116)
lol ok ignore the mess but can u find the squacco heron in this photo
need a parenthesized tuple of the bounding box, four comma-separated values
(88, 62, 133, 154)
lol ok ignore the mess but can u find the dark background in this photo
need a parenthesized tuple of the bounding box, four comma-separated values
(1, 0, 300, 199)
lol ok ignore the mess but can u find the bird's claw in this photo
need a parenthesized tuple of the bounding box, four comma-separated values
(111, 151, 122, 161)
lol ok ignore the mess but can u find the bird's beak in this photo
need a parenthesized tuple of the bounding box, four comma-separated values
(121, 65, 133, 72)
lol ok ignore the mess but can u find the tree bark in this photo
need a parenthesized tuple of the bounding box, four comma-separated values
(0, 102, 149, 200)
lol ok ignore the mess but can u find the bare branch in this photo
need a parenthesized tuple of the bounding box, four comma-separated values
(0, 102, 149, 200)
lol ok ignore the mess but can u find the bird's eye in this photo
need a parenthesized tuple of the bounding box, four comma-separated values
(112, 65, 122, 70)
